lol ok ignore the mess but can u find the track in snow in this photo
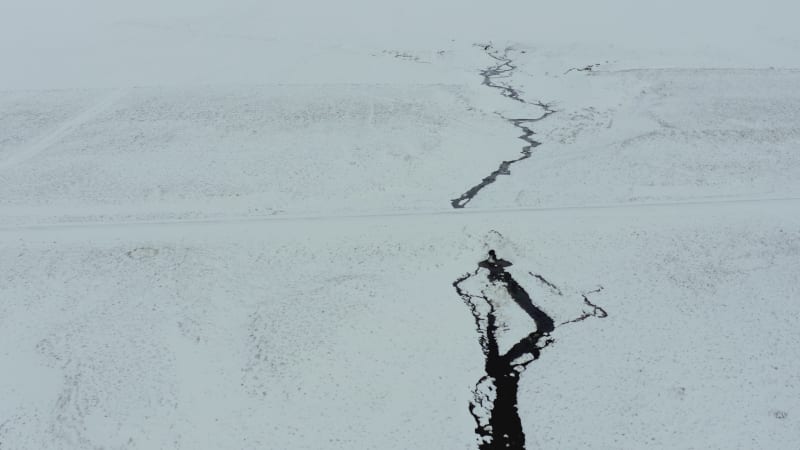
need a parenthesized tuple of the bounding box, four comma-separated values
(0, 90, 127, 171)
(2, 196, 797, 233)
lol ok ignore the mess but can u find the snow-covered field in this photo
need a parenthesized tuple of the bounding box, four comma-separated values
(2, 1, 800, 449)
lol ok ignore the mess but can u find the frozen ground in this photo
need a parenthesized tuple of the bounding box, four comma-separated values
(1, 1, 800, 449)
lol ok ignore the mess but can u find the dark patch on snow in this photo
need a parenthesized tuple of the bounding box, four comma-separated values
(772, 410, 788, 420)
(126, 247, 159, 259)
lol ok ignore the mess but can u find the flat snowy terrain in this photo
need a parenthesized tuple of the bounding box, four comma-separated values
(1, 1, 799, 449)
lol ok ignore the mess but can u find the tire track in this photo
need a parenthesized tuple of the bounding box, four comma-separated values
(2, 196, 797, 233)
(0, 89, 127, 171)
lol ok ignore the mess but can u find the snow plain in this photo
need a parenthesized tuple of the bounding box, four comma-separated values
(1, 1, 800, 449)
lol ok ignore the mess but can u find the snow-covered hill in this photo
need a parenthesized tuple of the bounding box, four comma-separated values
(1, 1, 799, 449)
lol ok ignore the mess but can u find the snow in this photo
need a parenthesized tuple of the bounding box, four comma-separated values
(1, 1, 800, 449)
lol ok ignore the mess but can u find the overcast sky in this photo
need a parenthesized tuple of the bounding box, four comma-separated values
(2, 0, 798, 89)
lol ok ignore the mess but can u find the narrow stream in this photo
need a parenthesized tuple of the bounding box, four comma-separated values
(451, 45, 555, 209)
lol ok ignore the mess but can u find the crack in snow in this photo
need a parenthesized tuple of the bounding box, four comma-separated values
(529, 272, 563, 296)
(451, 44, 555, 209)
(563, 63, 603, 75)
(559, 287, 608, 325)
